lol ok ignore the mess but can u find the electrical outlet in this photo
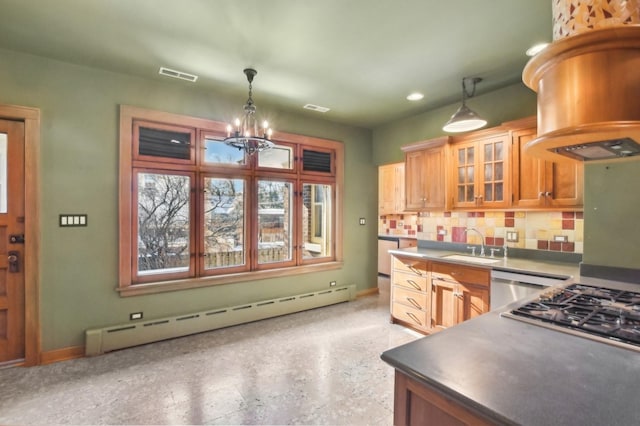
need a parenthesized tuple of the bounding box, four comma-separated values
(329, 281, 337, 287)
(359, 218, 366, 225)
(437, 229, 447, 236)
(130, 312, 143, 320)
(506, 231, 519, 242)
(398, 220, 404, 227)
(554, 235, 568, 242)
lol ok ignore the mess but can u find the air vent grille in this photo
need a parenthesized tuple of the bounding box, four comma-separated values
(303, 104, 330, 113)
(159, 67, 198, 82)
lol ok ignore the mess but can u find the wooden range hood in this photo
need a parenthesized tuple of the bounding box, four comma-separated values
(523, 26, 640, 161)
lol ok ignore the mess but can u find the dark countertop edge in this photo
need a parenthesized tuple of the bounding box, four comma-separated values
(378, 235, 417, 241)
(379, 353, 517, 426)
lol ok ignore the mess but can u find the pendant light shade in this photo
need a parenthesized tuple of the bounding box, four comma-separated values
(443, 77, 487, 133)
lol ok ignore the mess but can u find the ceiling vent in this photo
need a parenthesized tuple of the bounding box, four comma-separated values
(158, 67, 198, 82)
(303, 104, 330, 113)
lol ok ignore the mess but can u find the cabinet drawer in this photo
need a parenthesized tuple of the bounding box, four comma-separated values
(432, 262, 490, 286)
(392, 302, 428, 329)
(393, 286, 429, 311)
(393, 271, 428, 292)
(393, 256, 428, 276)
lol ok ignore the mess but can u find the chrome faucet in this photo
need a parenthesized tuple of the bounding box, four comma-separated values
(465, 228, 485, 256)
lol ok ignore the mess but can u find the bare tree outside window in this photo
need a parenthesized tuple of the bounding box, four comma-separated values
(137, 173, 190, 274)
(204, 177, 245, 269)
(257, 180, 292, 263)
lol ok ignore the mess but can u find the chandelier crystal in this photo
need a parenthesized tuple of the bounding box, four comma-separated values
(224, 68, 274, 155)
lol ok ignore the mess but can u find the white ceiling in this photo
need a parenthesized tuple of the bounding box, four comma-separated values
(0, 0, 552, 128)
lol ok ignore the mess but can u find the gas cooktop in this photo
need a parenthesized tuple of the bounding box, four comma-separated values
(501, 283, 640, 352)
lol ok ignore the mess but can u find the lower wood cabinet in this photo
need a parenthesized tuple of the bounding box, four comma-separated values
(390, 256, 431, 333)
(393, 371, 494, 426)
(390, 256, 490, 334)
(431, 261, 490, 332)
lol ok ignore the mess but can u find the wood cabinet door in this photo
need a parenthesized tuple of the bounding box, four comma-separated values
(511, 125, 583, 209)
(546, 160, 583, 208)
(404, 150, 426, 210)
(378, 163, 397, 214)
(430, 279, 456, 332)
(451, 141, 477, 209)
(452, 134, 510, 209)
(512, 127, 546, 208)
(476, 134, 510, 209)
(422, 146, 446, 210)
(458, 284, 489, 323)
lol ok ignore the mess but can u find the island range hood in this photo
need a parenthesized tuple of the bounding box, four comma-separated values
(550, 137, 640, 161)
(522, 4, 640, 162)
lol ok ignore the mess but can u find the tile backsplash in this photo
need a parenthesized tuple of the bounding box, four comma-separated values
(379, 211, 584, 253)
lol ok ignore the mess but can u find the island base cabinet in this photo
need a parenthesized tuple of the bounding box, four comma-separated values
(393, 371, 496, 426)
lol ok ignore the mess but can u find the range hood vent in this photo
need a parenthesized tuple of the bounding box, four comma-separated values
(523, 26, 640, 162)
(551, 137, 640, 161)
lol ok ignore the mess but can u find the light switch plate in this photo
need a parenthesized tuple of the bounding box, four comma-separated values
(59, 214, 88, 227)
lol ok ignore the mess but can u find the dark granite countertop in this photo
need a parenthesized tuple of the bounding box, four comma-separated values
(388, 246, 580, 280)
(381, 276, 640, 425)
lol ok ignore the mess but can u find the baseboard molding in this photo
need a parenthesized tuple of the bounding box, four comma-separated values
(40, 346, 84, 365)
(357, 287, 379, 297)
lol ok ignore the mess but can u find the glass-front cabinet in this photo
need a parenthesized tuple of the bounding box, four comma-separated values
(451, 132, 510, 209)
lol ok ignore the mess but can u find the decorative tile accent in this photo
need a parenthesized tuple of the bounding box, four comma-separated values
(552, 0, 640, 40)
(379, 210, 583, 253)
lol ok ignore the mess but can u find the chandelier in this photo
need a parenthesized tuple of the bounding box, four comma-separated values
(224, 68, 274, 155)
(442, 77, 487, 133)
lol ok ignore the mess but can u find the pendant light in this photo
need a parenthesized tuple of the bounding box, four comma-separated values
(224, 68, 274, 155)
(442, 77, 487, 133)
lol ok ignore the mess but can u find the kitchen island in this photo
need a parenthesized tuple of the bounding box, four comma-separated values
(381, 276, 640, 425)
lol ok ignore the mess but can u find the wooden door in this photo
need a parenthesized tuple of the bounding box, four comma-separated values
(378, 163, 397, 214)
(452, 141, 477, 209)
(512, 127, 546, 208)
(476, 134, 510, 209)
(430, 279, 456, 332)
(422, 146, 446, 210)
(404, 150, 427, 210)
(0, 119, 25, 364)
(458, 284, 489, 323)
(546, 161, 584, 208)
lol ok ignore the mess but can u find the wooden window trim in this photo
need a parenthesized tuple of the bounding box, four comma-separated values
(119, 105, 344, 295)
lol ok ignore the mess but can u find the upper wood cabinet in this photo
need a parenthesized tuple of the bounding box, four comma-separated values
(401, 137, 450, 211)
(378, 162, 405, 215)
(510, 119, 584, 209)
(451, 130, 511, 209)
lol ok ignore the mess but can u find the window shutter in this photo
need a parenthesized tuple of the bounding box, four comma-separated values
(138, 127, 191, 160)
(302, 149, 332, 173)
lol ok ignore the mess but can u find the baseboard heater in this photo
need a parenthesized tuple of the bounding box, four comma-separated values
(85, 284, 356, 356)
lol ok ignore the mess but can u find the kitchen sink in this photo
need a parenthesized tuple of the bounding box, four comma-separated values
(441, 254, 501, 264)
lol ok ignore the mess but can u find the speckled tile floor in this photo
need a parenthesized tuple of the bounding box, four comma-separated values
(0, 292, 420, 425)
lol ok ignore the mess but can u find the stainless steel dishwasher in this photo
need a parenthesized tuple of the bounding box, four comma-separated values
(490, 269, 571, 310)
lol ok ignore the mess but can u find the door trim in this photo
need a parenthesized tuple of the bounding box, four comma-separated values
(0, 104, 40, 366)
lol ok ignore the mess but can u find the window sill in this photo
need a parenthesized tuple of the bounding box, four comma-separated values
(117, 261, 344, 297)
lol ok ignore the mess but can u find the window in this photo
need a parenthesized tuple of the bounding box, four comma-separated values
(118, 106, 343, 295)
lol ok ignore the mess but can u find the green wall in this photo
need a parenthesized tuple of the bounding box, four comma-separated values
(583, 161, 640, 269)
(372, 83, 537, 165)
(0, 48, 376, 351)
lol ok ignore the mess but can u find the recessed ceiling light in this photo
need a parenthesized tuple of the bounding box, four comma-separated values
(526, 43, 550, 57)
(407, 92, 424, 101)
